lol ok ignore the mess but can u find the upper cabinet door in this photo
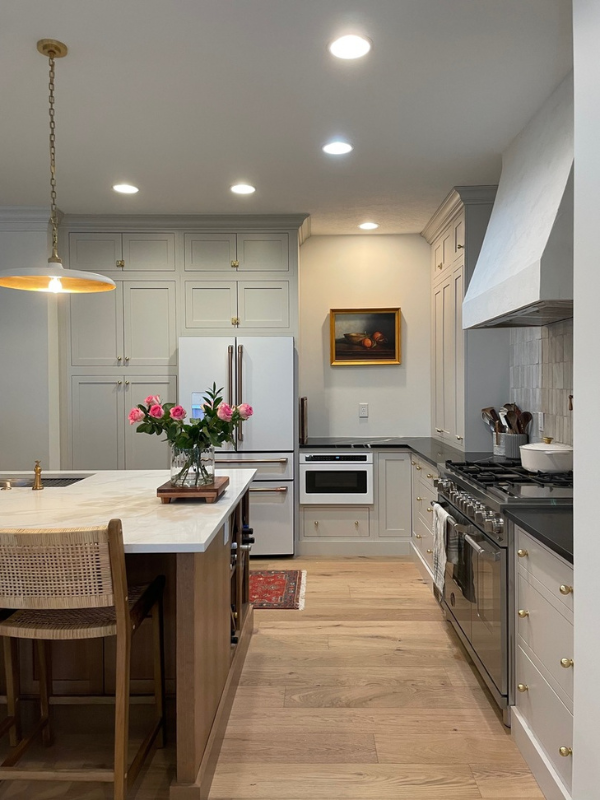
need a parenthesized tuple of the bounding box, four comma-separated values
(237, 233, 289, 272)
(70, 284, 123, 367)
(71, 376, 124, 470)
(452, 214, 465, 262)
(69, 232, 122, 273)
(184, 233, 237, 271)
(184, 281, 238, 329)
(122, 282, 177, 367)
(237, 281, 289, 329)
(122, 233, 176, 271)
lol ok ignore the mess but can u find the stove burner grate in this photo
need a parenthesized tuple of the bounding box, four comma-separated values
(446, 460, 573, 491)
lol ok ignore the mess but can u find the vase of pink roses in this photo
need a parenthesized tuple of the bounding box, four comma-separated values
(128, 383, 253, 487)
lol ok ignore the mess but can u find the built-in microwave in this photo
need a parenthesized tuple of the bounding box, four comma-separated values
(299, 452, 373, 505)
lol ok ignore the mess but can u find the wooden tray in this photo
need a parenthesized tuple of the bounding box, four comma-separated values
(157, 476, 230, 504)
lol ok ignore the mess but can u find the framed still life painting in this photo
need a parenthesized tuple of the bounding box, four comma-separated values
(330, 308, 401, 366)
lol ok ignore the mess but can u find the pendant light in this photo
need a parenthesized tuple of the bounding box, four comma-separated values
(0, 40, 115, 293)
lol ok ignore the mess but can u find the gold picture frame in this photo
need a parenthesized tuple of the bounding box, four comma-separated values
(330, 308, 401, 366)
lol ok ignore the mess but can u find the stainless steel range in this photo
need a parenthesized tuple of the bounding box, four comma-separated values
(437, 460, 573, 726)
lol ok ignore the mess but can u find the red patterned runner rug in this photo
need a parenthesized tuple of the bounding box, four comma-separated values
(249, 570, 306, 610)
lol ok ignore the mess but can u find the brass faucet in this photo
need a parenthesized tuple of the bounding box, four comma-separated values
(32, 460, 44, 491)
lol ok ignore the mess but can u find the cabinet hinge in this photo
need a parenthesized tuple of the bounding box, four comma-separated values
(116, 260, 125, 268)
(231, 260, 239, 268)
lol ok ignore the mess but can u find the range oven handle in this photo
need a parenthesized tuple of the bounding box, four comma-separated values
(464, 533, 486, 556)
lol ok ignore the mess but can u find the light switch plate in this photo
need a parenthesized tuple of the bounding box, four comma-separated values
(359, 403, 369, 418)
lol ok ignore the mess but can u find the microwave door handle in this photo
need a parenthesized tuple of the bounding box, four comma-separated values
(464, 534, 486, 556)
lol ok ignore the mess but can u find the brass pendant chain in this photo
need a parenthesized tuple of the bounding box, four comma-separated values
(48, 52, 60, 263)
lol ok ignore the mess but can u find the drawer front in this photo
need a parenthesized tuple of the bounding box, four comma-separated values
(517, 572, 574, 704)
(516, 645, 573, 791)
(414, 514, 434, 565)
(303, 507, 370, 538)
(420, 465, 439, 494)
(215, 452, 293, 480)
(516, 527, 573, 615)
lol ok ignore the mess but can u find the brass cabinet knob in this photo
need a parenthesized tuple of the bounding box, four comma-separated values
(415, 534, 422, 539)
(416, 465, 422, 471)
(437, 262, 443, 270)
(517, 549, 528, 558)
(354, 521, 359, 528)
(426, 473, 435, 479)
(231, 260, 239, 268)
(559, 584, 573, 595)
(559, 746, 573, 757)
(456, 435, 463, 441)
(560, 658, 574, 669)
(427, 507, 433, 513)
(116, 259, 125, 268)
(117, 355, 122, 361)
(411, 460, 416, 466)
(517, 683, 529, 693)
(416, 496, 423, 502)
(435, 428, 443, 433)
(124, 356, 130, 361)
(117, 380, 123, 385)
(518, 609, 529, 618)
(314, 520, 318, 527)
(426, 548, 433, 554)
(125, 380, 130, 385)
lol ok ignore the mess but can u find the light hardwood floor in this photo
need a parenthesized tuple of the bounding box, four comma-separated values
(0, 558, 544, 799)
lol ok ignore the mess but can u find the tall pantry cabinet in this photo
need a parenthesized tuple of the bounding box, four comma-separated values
(422, 187, 509, 452)
(59, 215, 306, 470)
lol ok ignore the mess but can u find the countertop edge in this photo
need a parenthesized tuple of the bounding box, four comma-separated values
(505, 509, 573, 564)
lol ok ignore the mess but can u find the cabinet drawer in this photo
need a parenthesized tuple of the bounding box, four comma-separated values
(516, 527, 573, 616)
(413, 514, 434, 566)
(516, 645, 573, 792)
(415, 482, 437, 511)
(517, 572, 573, 705)
(303, 507, 370, 538)
(215, 452, 293, 480)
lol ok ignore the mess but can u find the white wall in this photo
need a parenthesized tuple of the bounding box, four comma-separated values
(572, 2, 600, 794)
(0, 209, 60, 470)
(299, 234, 431, 438)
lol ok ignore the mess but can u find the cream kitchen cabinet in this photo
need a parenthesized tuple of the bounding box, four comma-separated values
(184, 232, 289, 272)
(377, 452, 411, 538)
(69, 280, 177, 368)
(423, 186, 509, 452)
(70, 375, 176, 470)
(410, 454, 439, 586)
(302, 507, 371, 538)
(69, 231, 176, 273)
(184, 279, 289, 331)
(513, 526, 574, 800)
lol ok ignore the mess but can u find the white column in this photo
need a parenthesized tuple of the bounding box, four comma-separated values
(572, 2, 600, 794)
(0, 207, 60, 470)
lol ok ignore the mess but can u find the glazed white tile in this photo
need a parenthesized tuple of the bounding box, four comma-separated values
(0, 469, 256, 554)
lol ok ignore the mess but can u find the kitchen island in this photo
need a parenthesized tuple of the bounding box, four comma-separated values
(0, 468, 256, 799)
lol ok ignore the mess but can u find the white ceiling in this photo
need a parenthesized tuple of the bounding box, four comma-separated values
(0, 0, 572, 235)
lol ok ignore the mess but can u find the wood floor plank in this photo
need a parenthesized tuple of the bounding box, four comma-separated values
(283, 682, 498, 709)
(374, 732, 525, 765)
(471, 766, 546, 798)
(218, 731, 378, 763)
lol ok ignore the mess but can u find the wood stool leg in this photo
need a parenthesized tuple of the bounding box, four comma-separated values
(3, 638, 20, 746)
(113, 631, 131, 800)
(36, 640, 53, 747)
(152, 598, 166, 748)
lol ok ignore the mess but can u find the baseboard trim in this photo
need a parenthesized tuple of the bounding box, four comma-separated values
(169, 605, 254, 800)
(511, 707, 572, 800)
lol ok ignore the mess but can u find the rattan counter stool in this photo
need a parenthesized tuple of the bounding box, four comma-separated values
(0, 518, 166, 800)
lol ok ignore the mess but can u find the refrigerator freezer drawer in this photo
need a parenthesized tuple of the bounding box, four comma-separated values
(248, 480, 294, 556)
(215, 451, 294, 481)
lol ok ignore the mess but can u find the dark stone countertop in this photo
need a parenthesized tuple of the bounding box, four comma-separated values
(504, 507, 573, 563)
(301, 437, 492, 468)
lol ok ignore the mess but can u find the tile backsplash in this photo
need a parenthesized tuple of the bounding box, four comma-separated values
(509, 319, 573, 445)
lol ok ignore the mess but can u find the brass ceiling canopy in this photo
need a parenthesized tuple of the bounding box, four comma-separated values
(0, 39, 115, 294)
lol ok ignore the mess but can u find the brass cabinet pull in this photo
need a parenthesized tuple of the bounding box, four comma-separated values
(314, 520, 318, 527)
(435, 428, 443, 433)
(456, 435, 463, 441)
(559, 584, 573, 595)
(559, 746, 573, 757)
(517, 549, 528, 558)
(124, 356, 130, 361)
(518, 609, 529, 618)
(125, 380, 130, 385)
(415, 534, 422, 539)
(411, 460, 416, 466)
(426, 473, 434, 479)
(560, 658, 574, 669)
(426, 548, 433, 554)
(249, 486, 288, 493)
(116, 259, 125, 268)
(117, 380, 122, 385)
(437, 262, 443, 270)
(517, 683, 529, 693)
(231, 260, 239, 268)
(457, 244, 464, 250)
(216, 458, 288, 465)
(416, 496, 422, 502)
(355, 521, 359, 528)
(427, 507, 433, 513)
(416, 465, 422, 471)
(117, 356, 122, 361)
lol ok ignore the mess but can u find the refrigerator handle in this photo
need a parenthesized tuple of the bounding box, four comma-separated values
(237, 344, 244, 442)
(227, 345, 234, 406)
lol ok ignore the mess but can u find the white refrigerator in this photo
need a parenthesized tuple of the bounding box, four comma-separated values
(178, 336, 295, 555)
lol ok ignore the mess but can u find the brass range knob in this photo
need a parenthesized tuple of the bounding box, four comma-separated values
(518, 609, 529, 618)
(559, 746, 573, 757)
(517, 549, 528, 558)
(517, 683, 528, 693)
(560, 658, 574, 669)
(559, 584, 573, 595)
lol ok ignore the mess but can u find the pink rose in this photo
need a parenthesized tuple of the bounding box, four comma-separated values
(149, 404, 164, 419)
(237, 403, 253, 420)
(169, 405, 187, 421)
(144, 395, 161, 407)
(216, 402, 233, 422)
(128, 407, 145, 425)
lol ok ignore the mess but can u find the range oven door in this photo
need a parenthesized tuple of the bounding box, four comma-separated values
(443, 517, 475, 643)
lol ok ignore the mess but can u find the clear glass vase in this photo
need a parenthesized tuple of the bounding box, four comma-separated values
(170, 444, 215, 487)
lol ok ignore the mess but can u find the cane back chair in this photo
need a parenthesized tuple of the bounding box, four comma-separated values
(0, 518, 165, 800)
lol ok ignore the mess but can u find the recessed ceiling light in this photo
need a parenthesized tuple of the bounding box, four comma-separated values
(322, 141, 353, 155)
(359, 222, 379, 230)
(113, 184, 139, 194)
(231, 184, 256, 194)
(328, 34, 372, 60)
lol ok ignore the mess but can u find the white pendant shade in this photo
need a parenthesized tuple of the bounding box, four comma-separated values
(0, 263, 115, 293)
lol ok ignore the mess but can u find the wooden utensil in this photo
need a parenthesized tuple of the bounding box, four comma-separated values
(519, 411, 533, 434)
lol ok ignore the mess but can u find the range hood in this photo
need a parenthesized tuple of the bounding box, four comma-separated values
(463, 75, 573, 329)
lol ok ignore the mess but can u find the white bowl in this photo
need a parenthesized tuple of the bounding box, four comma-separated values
(519, 441, 573, 473)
